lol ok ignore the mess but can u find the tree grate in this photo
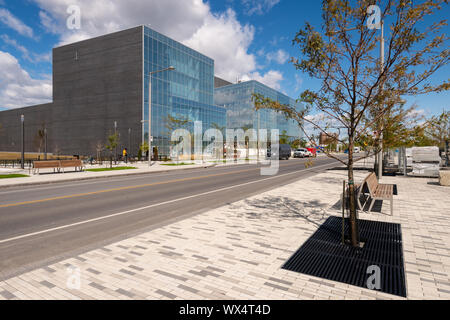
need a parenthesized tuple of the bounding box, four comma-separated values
(282, 216, 406, 297)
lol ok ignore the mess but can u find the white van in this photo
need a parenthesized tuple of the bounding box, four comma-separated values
(354, 147, 361, 153)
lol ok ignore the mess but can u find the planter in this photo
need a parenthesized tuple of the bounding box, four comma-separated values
(439, 169, 450, 186)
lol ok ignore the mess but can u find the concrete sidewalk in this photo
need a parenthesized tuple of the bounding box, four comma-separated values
(0, 167, 448, 300)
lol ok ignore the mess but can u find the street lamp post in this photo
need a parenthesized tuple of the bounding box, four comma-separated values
(114, 121, 117, 165)
(44, 128, 48, 160)
(142, 66, 175, 167)
(128, 128, 131, 158)
(21, 114, 25, 169)
(257, 110, 260, 162)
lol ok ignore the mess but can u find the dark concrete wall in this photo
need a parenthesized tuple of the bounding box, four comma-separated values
(214, 76, 232, 89)
(51, 26, 143, 157)
(0, 26, 144, 157)
(0, 103, 53, 155)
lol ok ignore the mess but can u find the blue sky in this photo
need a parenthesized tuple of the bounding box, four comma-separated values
(0, 0, 448, 119)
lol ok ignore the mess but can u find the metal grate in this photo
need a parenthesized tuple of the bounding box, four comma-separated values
(282, 216, 406, 297)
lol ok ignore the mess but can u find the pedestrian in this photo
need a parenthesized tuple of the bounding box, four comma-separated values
(123, 148, 128, 164)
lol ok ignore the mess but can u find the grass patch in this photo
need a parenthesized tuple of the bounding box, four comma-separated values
(160, 162, 194, 166)
(0, 174, 29, 179)
(85, 166, 137, 172)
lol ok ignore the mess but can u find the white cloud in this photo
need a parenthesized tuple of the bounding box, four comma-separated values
(0, 8, 34, 38)
(294, 74, 303, 92)
(302, 112, 346, 140)
(241, 70, 284, 90)
(266, 49, 289, 64)
(183, 8, 256, 82)
(0, 0, 285, 109)
(33, 0, 209, 45)
(0, 34, 51, 63)
(0, 51, 52, 109)
(242, 0, 280, 16)
(39, 10, 59, 34)
(32, 0, 281, 85)
(0, 34, 28, 55)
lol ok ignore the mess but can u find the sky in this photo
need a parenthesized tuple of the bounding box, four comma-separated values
(0, 0, 448, 119)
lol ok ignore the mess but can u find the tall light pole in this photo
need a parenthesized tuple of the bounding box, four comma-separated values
(114, 121, 117, 165)
(44, 127, 48, 160)
(128, 127, 131, 156)
(143, 66, 175, 167)
(21, 114, 24, 169)
(257, 110, 260, 161)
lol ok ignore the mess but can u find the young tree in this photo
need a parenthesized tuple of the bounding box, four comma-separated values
(364, 102, 430, 149)
(95, 141, 104, 163)
(211, 122, 226, 160)
(425, 110, 450, 148)
(105, 132, 119, 168)
(279, 130, 289, 145)
(290, 138, 307, 149)
(138, 141, 149, 161)
(33, 123, 46, 155)
(253, 0, 449, 247)
(165, 114, 190, 161)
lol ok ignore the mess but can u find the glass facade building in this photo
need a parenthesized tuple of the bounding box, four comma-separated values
(0, 26, 302, 158)
(143, 26, 226, 156)
(214, 80, 304, 141)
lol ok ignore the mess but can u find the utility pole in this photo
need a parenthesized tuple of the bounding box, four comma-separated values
(21, 114, 25, 169)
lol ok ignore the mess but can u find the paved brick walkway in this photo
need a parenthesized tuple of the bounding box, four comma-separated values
(0, 168, 448, 300)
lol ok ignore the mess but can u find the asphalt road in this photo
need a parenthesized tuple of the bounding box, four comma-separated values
(0, 156, 344, 280)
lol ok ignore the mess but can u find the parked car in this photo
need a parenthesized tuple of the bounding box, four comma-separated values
(344, 147, 361, 154)
(267, 144, 291, 160)
(293, 148, 309, 158)
(306, 148, 317, 157)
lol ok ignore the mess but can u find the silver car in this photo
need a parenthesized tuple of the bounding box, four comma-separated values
(293, 148, 309, 158)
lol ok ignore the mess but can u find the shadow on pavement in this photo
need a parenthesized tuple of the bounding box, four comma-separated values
(239, 196, 329, 228)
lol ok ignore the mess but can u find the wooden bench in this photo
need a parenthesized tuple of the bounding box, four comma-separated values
(33, 160, 61, 175)
(59, 160, 83, 173)
(33, 160, 83, 174)
(357, 172, 394, 215)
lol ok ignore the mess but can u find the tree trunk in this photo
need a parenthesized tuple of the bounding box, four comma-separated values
(347, 139, 359, 247)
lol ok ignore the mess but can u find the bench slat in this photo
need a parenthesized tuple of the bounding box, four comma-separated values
(34, 161, 60, 168)
(60, 160, 82, 167)
(358, 172, 394, 215)
(33, 160, 83, 174)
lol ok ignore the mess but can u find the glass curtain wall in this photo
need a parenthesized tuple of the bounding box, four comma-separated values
(214, 80, 304, 142)
(143, 26, 225, 157)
